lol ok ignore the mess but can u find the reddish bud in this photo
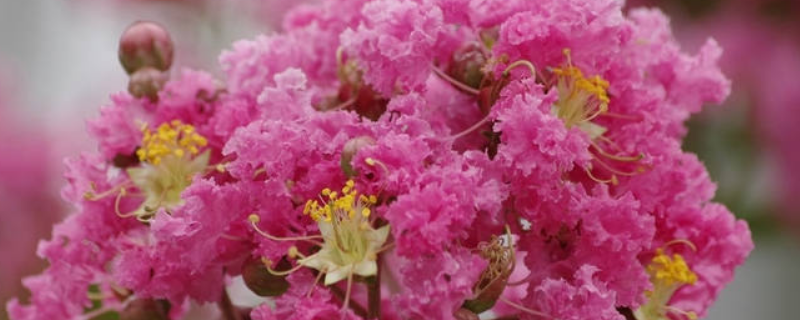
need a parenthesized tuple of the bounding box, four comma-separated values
(119, 21, 174, 75)
(127, 67, 168, 101)
(241, 257, 290, 297)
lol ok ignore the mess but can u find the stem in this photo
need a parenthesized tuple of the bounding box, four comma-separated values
(332, 96, 357, 111)
(446, 114, 492, 142)
(367, 259, 381, 319)
(219, 288, 242, 320)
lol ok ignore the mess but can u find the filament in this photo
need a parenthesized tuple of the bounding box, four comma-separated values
(600, 111, 640, 121)
(498, 296, 555, 319)
(445, 113, 492, 142)
(252, 167, 267, 179)
(665, 306, 698, 320)
(331, 96, 358, 111)
(584, 166, 618, 185)
(582, 104, 607, 123)
(431, 64, 481, 96)
(590, 142, 644, 162)
(376, 242, 396, 255)
(502, 60, 537, 80)
(342, 270, 355, 311)
(84, 181, 133, 201)
(114, 188, 139, 218)
(307, 270, 326, 298)
(248, 214, 324, 245)
(363, 157, 387, 173)
(266, 263, 303, 276)
(663, 239, 697, 252)
(590, 154, 643, 177)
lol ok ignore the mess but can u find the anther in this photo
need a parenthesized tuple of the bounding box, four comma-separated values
(248, 214, 324, 244)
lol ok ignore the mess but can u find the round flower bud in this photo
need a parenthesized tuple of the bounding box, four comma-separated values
(447, 42, 488, 89)
(241, 257, 290, 297)
(127, 67, 169, 101)
(118, 21, 174, 75)
(119, 299, 169, 320)
(341, 136, 376, 177)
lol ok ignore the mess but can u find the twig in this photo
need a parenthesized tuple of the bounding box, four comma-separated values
(366, 260, 381, 319)
(219, 288, 242, 320)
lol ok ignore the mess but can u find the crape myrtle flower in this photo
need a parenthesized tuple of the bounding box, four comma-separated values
(8, 1, 752, 320)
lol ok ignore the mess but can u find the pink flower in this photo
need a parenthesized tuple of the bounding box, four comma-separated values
(392, 248, 487, 319)
(385, 159, 504, 258)
(340, 0, 445, 96)
(9, 1, 752, 319)
(532, 265, 623, 320)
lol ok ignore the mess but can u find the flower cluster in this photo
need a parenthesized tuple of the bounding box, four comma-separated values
(7, 1, 753, 320)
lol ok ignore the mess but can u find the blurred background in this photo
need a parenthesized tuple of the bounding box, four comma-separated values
(0, 0, 797, 319)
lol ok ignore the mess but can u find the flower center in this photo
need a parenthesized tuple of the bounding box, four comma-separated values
(635, 245, 699, 320)
(248, 180, 390, 310)
(297, 180, 389, 285)
(126, 120, 209, 220)
(552, 49, 609, 139)
(648, 249, 698, 287)
(136, 120, 208, 165)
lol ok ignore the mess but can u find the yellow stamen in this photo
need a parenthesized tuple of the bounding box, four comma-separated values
(303, 180, 374, 223)
(552, 48, 610, 130)
(648, 249, 697, 286)
(296, 180, 390, 289)
(252, 180, 389, 294)
(634, 243, 699, 320)
(137, 120, 207, 165)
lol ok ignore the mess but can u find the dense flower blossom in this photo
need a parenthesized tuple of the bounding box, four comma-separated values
(8, 0, 753, 320)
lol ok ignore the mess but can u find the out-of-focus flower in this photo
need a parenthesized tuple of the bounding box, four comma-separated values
(0, 66, 63, 319)
(629, 0, 800, 230)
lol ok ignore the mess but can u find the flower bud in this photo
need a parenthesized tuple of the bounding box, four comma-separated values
(341, 136, 376, 177)
(461, 280, 504, 314)
(128, 67, 169, 101)
(447, 43, 487, 89)
(241, 257, 290, 297)
(462, 233, 515, 314)
(119, 21, 174, 75)
(119, 298, 169, 320)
